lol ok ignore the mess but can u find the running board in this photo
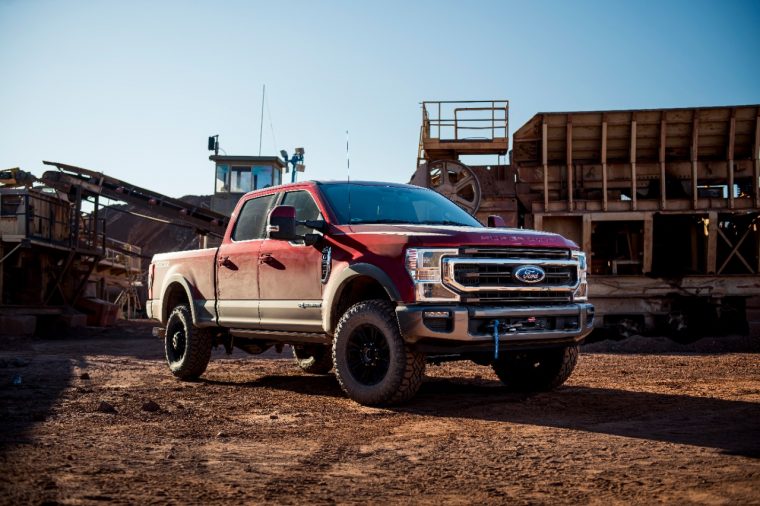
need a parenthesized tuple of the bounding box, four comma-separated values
(229, 329, 331, 345)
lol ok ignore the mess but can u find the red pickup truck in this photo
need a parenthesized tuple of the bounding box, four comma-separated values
(147, 181, 593, 405)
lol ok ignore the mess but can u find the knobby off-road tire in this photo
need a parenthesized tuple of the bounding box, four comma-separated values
(165, 305, 212, 380)
(292, 344, 333, 374)
(491, 345, 578, 392)
(332, 300, 425, 405)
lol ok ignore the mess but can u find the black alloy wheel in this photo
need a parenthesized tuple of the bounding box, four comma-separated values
(166, 320, 187, 364)
(346, 323, 391, 386)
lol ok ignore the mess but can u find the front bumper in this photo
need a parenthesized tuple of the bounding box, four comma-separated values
(396, 303, 594, 349)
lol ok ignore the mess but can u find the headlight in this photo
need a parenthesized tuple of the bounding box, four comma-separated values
(572, 250, 588, 302)
(405, 248, 459, 302)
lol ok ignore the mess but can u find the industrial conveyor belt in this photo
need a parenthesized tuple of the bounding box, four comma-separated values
(41, 161, 228, 237)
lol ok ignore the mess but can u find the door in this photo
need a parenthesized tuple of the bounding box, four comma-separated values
(258, 190, 325, 332)
(216, 193, 276, 328)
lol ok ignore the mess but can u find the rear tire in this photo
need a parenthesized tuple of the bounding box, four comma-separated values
(491, 345, 578, 392)
(292, 344, 333, 374)
(332, 300, 425, 405)
(165, 305, 212, 380)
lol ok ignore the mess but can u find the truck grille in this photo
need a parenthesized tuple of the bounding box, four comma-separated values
(442, 248, 579, 304)
(453, 263, 576, 288)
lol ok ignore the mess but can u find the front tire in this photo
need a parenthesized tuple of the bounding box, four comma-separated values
(165, 305, 212, 380)
(292, 344, 333, 374)
(332, 300, 425, 405)
(491, 345, 578, 392)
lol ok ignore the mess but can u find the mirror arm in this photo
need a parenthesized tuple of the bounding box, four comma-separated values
(300, 219, 327, 233)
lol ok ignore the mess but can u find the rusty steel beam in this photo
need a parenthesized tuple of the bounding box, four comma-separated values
(602, 117, 608, 212)
(691, 113, 699, 209)
(542, 119, 549, 211)
(630, 116, 637, 211)
(659, 114, 667, 210)
(566, 116, 574, 211)
(754, 109, 760, 208)
(727, 109, 736, 209)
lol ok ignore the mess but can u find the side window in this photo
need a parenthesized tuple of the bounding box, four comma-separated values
(232, 194, 276, 241)
(281, 190, 321, 236)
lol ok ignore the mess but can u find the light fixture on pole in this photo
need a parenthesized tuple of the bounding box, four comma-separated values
(280, 147, 305, 183)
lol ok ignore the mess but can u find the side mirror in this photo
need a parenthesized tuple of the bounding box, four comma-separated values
(487, 215, 507, 228)
(267, 205, 297, 240)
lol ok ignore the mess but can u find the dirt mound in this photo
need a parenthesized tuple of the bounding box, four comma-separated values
(102, 195, 213, 263)
(582, 333, 760, 354)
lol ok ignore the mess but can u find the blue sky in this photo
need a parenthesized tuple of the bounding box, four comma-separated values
(1, 0, 758, 198)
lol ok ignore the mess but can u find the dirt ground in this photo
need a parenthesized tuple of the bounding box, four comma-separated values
(0, 322, 758, 505)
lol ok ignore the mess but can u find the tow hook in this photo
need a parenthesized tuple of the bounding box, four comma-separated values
(486, 320, 514, 360)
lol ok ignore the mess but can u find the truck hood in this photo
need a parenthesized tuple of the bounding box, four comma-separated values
(340, 224, 578, 250)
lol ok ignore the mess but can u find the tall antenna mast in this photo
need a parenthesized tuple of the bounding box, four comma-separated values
(258, 84, 265, 156)
(346, 130, 352, 223)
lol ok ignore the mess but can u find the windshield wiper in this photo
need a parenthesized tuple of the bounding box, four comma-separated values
(349, 219, 411, 225)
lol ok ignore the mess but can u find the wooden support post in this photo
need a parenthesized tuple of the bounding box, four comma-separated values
(690, 220, 699, 271)
(630, 117, 637, 211)
(754, 111, 760, 208)
(602, 118, 608, 212)
(691, 113, 699, 209)
(727, 110, 736, 209)
(0, 244, 4, 305)
(534, 214, 544, 231)
(542, 120, 549, 212)
(567, 116, 573, 211)
(707, 211, 718, 274)
(582, 215, 592, 266)
(643, 216, 653, 274)
(659, 116, 667, 210)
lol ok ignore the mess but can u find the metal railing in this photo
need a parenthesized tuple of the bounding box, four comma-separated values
(422, 100, 509, 141)
(0, 190, 105, 254)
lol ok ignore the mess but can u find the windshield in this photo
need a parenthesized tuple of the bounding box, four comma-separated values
(319, 183, 481, 227)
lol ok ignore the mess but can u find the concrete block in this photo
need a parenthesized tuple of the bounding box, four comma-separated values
(57, 313, 88, 329)
(0, 315, 37, 336)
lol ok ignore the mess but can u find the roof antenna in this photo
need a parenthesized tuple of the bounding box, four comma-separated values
(258, 84, 265, 156)
(346, 130, 352, 224)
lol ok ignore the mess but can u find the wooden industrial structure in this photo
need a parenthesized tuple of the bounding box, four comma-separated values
(1, 162, 231, 332)
(412, 101, 760, 338)
(0, 184, 104, 308)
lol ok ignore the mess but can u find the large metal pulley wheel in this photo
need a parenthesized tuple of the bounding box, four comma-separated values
(423, 160, 482, 214)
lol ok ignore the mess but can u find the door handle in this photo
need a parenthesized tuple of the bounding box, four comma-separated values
(218, 255, 232, 267)
(259, 253, 274, 264)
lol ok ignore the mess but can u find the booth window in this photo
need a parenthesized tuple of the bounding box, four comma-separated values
(215, 165, 230, 193)
(253, 166, 273, 189)
(230, 166, 252, 193)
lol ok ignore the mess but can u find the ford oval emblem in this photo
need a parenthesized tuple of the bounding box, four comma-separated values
(514, 265, 546, 284)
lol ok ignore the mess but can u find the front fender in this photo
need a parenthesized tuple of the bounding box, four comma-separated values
(322, 263, 402, 335)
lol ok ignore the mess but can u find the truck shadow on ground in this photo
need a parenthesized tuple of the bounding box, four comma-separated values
(410, 377, 760, 458)
(206, 372, 760, 458)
